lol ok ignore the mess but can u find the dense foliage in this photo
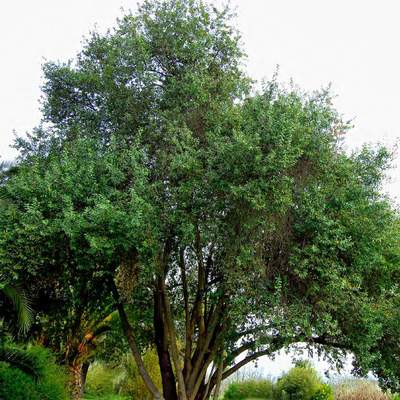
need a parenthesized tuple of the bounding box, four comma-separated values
(1, 0, 400, 399)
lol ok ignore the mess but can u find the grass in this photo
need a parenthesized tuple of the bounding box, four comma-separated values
(83, 394, 128, 400)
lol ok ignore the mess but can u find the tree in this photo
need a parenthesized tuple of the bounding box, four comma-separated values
(1, 1, 400, 399)
(0, 159, 119, 398)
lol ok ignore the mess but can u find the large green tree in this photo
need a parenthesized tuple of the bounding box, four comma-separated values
(1, 1, 400, 400)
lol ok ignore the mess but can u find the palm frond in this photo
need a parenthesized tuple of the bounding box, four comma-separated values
(91, 310, 118, 338)
(1, 286, 33, 334)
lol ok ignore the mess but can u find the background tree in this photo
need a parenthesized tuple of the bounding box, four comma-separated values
(0, 147, 128, 399)
(1, 1, 400, 400)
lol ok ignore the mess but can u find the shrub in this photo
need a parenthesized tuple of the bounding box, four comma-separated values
(223, 379, 274, 400)
(0, 346, 68, 400)
(274, 363, 324, 400)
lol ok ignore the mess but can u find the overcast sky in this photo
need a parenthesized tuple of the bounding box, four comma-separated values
(0, 0, 398, 377)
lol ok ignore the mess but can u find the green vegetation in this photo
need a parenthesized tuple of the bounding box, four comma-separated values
(222, 363, 333, 400)
(116, 348, 162, 399)
(223, 379, 274, 400)
(1, 0, 400, 399)
(0, 272, 68, 400)
(222, 365, 392, 400)
(0, 345, 68, 400)
(83, 347, 162, 399)
(312, 385, 334, 400)
(85, 362, 121, 398)
(83, 395, 128, 400)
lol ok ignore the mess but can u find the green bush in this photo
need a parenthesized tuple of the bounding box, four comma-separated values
(223, 379, 274, 400)
(311, 384, 334, 400)
(0, 346, 68, 400)
(274, 363, 324, 400)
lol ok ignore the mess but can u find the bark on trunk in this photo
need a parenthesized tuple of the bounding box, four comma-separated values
(154, 287, 178, 400)
(212, 359, 223, 400)
(69, 364, 84, 400)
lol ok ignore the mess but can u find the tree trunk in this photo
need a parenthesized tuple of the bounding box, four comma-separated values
(212, 357, 223, 400)
(81, 362, 90, 393)
(154, 287, 178, 400)
(69, 363, 85, 400)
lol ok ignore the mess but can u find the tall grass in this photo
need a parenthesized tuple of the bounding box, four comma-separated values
(334, 379, 391, 400)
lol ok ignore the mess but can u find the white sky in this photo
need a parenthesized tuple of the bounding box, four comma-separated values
(1, 0, 400, 199)
(0, 0, 398, 378)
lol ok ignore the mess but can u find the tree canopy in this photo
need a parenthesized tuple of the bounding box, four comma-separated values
(1, 1, 400, 400)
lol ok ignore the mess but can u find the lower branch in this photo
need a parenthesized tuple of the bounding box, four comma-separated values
(160, 277, 188, 400)
(110, 281, 163, 400)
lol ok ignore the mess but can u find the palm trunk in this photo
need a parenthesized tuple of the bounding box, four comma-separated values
(69, 363, 85, 400)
